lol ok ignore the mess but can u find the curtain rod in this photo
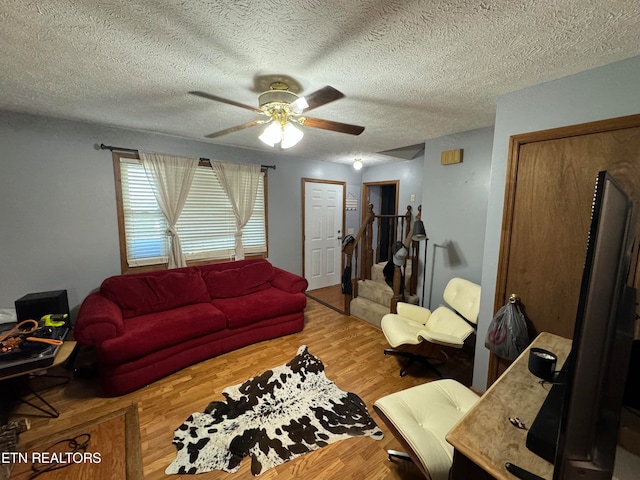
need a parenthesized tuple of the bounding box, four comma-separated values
(99, 143, 276, 170)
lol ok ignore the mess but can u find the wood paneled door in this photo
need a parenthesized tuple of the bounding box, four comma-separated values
(488, 114, 640, 386)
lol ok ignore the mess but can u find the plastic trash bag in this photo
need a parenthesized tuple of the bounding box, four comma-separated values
(485, 300, 530, 361)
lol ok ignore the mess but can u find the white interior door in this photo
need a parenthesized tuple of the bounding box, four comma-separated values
(304, 180, 344, 291)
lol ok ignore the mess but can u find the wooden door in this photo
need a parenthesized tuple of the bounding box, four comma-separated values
(488, 114, 640, 385)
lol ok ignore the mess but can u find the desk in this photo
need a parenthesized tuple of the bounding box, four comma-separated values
(446, 332, 571, 480)
(0, 341, 77, 418)
(0, 341, 76, 382)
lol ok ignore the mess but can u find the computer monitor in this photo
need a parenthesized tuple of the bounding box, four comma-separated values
(553, 171, 637, 478)
(546, 171, 637, 479)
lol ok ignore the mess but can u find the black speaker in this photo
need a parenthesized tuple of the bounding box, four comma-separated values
(14, 290, 70, 325)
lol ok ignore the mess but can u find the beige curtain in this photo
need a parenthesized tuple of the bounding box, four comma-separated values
(211, 161, 261, 260)
(140, 152, 199, 268)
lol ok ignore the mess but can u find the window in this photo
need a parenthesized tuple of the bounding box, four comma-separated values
(114, 153, 267, 272)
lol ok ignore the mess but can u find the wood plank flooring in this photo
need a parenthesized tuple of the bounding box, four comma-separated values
(306, 284, 345, 313)
(11, 299, 473, 479)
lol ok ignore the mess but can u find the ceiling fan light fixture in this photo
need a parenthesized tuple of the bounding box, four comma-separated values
(353, 158, 363, 170)
(258, 121, 282, 146)
(193, 82, 362, 142)
(290, 96, 309, 114)
(258, 83, 299, 110)
(280, 122, 304, 149)
(259, 121, 304, 149)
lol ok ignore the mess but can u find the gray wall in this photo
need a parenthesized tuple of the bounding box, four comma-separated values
(344, 183, 361, 238)
(421, 127, 494, 310)
(361, 139, 492, 312)
(474, 55, 640, 391)
(265, 154, 363, 275)
(361, 155, 424, 265)
(362, 155, 424, 214)
(0, 111, 362, 312)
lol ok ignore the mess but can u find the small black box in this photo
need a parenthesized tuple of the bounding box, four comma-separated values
(14, 290, 70, 325)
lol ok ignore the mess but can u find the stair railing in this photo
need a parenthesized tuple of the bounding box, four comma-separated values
(342, 204, 421, 316)
(390, 206, 421, 313)
(368, 205, 412, 262)
(342, 204, 375, 314)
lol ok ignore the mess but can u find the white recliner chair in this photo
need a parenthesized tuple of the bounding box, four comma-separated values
(381, 277, 481, 377)
(374, 379, 480, 480)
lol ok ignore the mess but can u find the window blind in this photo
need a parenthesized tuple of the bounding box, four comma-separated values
(120, 159, 266, 267)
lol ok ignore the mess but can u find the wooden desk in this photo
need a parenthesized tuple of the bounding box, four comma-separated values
(447, 332, 572, 480)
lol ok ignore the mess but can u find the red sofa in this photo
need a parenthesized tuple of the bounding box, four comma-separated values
(74, 259, 308, 396)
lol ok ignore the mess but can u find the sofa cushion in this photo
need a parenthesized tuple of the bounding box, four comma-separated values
(203, 261, 274, 299)
(211, 287, 307, 329)
(101, 269, 210, 318)
(99, 303, 227, 366)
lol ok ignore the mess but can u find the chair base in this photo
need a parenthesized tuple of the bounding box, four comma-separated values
(384, 348, 444, 378)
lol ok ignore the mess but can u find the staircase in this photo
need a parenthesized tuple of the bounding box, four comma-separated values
(349, 261, 419, 328)
(343, 204, 424, 329)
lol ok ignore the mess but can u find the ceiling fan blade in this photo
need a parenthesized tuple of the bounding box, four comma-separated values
(205, 120, 264, 138)
(302, 116, 365, 136)
(190, 91, 263, 114)
(302, 86, 345, 111)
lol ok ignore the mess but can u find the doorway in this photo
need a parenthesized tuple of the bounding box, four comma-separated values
(362, 180, 399, 263)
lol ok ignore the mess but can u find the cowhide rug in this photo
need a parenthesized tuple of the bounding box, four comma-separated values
(166, 345, 383, 476)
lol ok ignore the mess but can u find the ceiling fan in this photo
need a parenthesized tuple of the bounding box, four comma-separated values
(189, 82, 365, 149)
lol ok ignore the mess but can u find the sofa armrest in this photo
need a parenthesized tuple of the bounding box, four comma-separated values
(74, 292, 125, 347)
(271, 267, 308, 294)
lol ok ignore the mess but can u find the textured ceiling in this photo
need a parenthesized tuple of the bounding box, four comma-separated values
(1, 1, 639, 166)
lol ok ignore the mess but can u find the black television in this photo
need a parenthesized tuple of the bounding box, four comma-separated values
(526, 171, 637, 479)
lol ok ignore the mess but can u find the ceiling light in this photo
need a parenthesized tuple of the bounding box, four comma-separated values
(258, 121, 282, 147)
(353, 158, 363, 170)
(280, 122, 304, 149)
(259, 121, 304, 149)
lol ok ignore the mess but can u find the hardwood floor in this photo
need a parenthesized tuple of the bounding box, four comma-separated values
(11, 299, 473, 479)
(306, 284, 345, 313)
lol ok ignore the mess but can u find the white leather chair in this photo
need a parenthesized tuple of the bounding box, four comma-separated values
(374, 379, 480, 480)
(381, 277, 481, 377)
